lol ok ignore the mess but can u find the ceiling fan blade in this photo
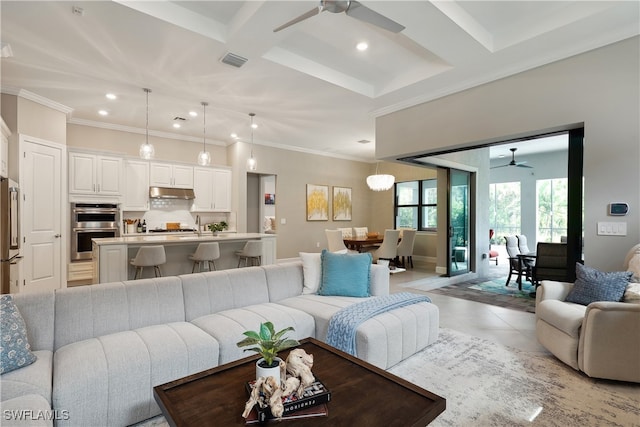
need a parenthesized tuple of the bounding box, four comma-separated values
(516, 164, 534, 168)
(490, 164, 509, 169)
(345, 1, 405, 33)
(273, 7, 322, 32)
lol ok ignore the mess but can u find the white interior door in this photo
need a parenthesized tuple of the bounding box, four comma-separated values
(21, 136, 63, 292)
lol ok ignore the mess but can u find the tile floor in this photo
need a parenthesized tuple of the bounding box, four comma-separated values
(389, 262, 549, 354)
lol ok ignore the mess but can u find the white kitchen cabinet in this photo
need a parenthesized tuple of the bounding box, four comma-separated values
(192, 166, 231, 212)
(150, 162, 193, 189)
(122, 160, 150, 210)
(69, 151, 122, 196)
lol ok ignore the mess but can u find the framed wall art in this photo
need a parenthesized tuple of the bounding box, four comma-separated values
(332, 186, 352, 221)
(264, 193, 275, 205)
(306, 184, 329, 221)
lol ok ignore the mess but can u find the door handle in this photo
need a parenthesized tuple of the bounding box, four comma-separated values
(54, 234, 62, 238)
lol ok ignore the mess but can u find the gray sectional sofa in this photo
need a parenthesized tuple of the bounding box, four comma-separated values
(1, 261, 439, 426)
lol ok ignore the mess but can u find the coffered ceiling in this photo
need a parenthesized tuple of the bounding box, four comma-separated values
(1, 1, 638, 161)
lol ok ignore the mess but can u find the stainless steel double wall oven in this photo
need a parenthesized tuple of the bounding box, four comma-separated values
(70, 203, 120, 261)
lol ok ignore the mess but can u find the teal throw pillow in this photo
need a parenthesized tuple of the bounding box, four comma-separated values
(1, 295, 37, 374)
(565, 263, 632, 306)
(319, 249, 372, 297)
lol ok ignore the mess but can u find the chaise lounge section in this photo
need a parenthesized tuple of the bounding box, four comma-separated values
(1, 260, 439, 426)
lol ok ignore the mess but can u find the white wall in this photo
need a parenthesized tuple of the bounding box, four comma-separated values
(376, 37, 640, 271)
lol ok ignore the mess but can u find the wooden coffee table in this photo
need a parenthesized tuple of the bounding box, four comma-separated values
(154, 338, 445, 426)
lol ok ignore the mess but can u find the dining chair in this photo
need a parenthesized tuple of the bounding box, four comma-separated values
(504, 235, 532, 287)
(337, 227, 353, 239)
(532, 242, 568, 286)
(353, 227, 368, 239)
(396, 228, 417, 268)
(517, 234, 533, 255)
(325, 229, 350, 252)
(373, 229, 401, 264)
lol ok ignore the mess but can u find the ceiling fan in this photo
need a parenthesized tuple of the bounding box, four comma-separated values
(273, 0, 405, 33)
(490, 148, 533, 169)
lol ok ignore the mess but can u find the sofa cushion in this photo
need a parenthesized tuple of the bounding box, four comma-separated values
(627, 253, 640, 282)
(54, 277, 186, 350)
(262, 262, 305, 302)
(10, 293, 55, 353)
(181, 268, 271, 321)
(537, 299, 587, 337)
(318, 250, 371, 297)
(53, 322, 218, 427)
(1, 295, 37, 374)
(276, 295, 439, 368)
(565, 263, 632, 305)
(190, 303, 315, 365)
(623, 282, 640, 303)
(0, 350, 53, 404)
(0, 394, 53, 427)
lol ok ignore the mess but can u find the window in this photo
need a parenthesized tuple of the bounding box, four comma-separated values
(395, 179, 437, 231)
(489, 182, 521, 243)
(537, 178, 568, 242)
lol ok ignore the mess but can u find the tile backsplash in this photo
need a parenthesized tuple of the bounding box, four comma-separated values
(123, 199, 233, 232)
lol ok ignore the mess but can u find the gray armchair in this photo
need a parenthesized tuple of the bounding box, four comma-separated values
(532, 242, 568, 286)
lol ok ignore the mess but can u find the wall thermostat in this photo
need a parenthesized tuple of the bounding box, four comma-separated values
(608, 202, 629, 216)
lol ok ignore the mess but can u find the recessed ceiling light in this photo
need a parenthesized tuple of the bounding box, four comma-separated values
(189, 111, 198, 117)
(231, 133, 238, 139)
(98, 110, 108, 116)
(356, 42, 368, 51)
(173, 123, 181, 129)
(251, 123, 258, 129)
(357, 139, 371, 144)
(105, 93, 117, 100)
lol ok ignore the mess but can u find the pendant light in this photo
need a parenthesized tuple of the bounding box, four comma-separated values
(247, 113, 257, 171)
(139, 88, 155, 160)
(366, 162, 395, 191)
(197, 102, 211, 166)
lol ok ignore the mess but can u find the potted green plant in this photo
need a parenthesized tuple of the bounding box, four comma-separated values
(237, 321, 299, 386)
(208, 221, 228, 235)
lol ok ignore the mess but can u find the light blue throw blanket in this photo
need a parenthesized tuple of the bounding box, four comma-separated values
(326, 292, 431, 356)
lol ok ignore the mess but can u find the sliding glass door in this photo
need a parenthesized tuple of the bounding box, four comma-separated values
(449, 169, 470, 276)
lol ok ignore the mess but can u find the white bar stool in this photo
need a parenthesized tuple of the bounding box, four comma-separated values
(189, 242, 220, 273)
(236, 241, 263, 267)
(130, 245, 166, 279)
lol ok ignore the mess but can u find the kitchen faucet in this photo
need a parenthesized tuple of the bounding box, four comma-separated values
(195, 215, 201, 236)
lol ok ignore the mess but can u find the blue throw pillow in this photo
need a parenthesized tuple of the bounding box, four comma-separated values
(0, 295, 37, 374)
(318, 249, 372, 297)
(565, 263, 632, 306)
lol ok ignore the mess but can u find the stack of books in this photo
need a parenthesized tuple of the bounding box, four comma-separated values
(245, 378, 331, 423)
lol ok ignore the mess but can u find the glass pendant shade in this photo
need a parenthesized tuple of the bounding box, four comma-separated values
(197, 151, 211, 166)
(246, 113, 257, 171)
(139, 88, 155, 160)
(197, 101, 211, 165)
(366, 174, 395, 191)
(247, 154, 257, 171)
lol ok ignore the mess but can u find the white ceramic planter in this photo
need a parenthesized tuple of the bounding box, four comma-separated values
(256, 357, 282, 387)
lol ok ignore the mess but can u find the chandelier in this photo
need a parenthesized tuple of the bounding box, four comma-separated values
(366, 163, 395, 191)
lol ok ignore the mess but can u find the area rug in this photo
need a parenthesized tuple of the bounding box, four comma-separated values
(136, 329, 640, 427)
(424, 276, 537, 313)
(388, 328, 640, 427)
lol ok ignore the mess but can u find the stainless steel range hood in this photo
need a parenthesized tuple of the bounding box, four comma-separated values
(149, 187, 195, 200)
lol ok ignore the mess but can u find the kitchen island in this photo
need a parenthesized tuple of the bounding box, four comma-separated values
(91, 233, 276, 283)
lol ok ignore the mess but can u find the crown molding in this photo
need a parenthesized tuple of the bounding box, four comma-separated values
(68, 118, 227, 147)
(1, 86, 74, 115)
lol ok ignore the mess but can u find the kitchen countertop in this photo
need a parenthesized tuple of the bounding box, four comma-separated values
(93, 232, 274, 246)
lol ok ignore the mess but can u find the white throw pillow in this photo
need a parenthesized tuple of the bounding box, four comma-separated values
(623, 283, 640, 304)
(300, 252, 322, 294)
(627, 253, 640, 283)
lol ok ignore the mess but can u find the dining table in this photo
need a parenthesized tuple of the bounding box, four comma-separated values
(343, 236, 384, 252)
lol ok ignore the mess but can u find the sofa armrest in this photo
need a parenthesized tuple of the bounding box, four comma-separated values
(369, 264, 389, 296)
(536, 280, 574, 303)
(578, 301, 640, 382)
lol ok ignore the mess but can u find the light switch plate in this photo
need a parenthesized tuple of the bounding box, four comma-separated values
(597, 221, 627, 236)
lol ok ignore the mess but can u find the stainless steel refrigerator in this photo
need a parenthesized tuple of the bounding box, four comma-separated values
(1, 177, 21, 293)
